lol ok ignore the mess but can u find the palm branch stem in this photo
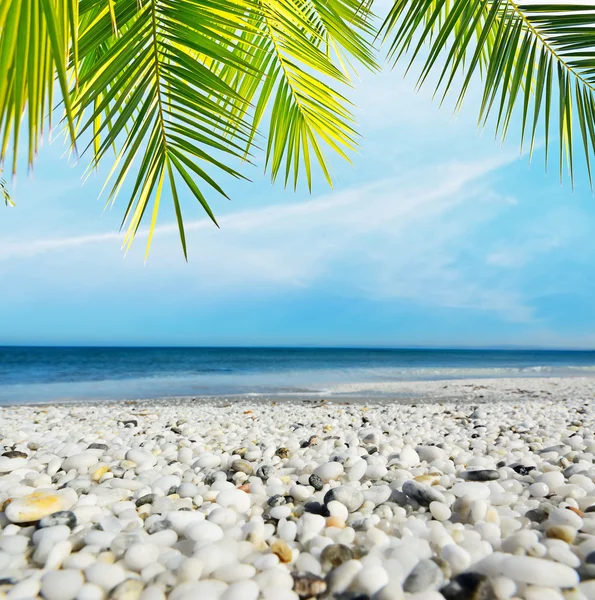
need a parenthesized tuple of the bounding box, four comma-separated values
(508, 0, 595, 94)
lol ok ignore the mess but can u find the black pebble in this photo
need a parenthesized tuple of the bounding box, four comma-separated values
(440, 572, 496, 599)
(87, 443, 108, 451)
(1, 450, 27, 459)
(304, 501, 328, 516)
(464, 469, 500, 482)
(309, 473, 323, 491)
(512, 464, 535, 476)
(135, 493, 156, 506)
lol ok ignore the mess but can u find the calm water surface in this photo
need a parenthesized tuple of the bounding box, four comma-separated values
(1, 346, 595, 404)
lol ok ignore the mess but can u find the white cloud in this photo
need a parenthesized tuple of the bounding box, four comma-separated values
(0, 151, 535, 321)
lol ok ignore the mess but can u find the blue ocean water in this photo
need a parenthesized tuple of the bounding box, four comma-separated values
(1, 347, 595, 404)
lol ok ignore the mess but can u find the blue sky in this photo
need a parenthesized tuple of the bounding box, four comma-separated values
(1, 59, 595, 348)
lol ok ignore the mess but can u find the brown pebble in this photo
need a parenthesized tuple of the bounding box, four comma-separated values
(271, 539, 293, 563)
(546, 525, 576, 543)
(567, 506, 584, 517)
(238, 484, 251, 493)
(292, 572, 327, 598)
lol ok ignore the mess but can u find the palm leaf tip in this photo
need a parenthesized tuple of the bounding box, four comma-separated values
(381, 0, 595, 188)
(73, 0, 376, 256)
(1, 173, 14, 206)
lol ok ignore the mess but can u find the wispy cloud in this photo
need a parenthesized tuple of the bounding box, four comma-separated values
(0, 152, 534, 321)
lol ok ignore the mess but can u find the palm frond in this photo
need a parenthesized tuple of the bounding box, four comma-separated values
(202, 0, 378, 190)
(0, 0, 376, 257)
(0, 0, 78, 173)
(1, 169, 14, 206)
(74, 0, 262, 258)
(380, 1, 595, 187)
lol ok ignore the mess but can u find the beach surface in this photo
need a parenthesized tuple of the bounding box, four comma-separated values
(1, 376, 595, 599)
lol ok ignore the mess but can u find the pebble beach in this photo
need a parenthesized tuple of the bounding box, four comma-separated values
(1, 377, 595, 600)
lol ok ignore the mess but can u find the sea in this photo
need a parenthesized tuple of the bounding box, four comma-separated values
(1, 346, 595, 404)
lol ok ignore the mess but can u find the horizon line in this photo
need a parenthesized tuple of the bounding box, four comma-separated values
(1, 344, 595, 352)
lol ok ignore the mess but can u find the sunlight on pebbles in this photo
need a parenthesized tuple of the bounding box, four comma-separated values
(0, 394, 595, 600)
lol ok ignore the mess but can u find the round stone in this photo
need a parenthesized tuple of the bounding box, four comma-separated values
(124, 543, 160, 571)
(231, 459, 253, 475)
(314, 462, 344, 482)
(40, 569, 84, 600)
(110, 579, 145, 600)
(429, 501, 451, 522)
(403, 559, 444, 593)
(320, 544, 353, 568)
(451, 482, 491, 500)
(84, 562, 127, 591)
(348, 459, 367, 482)
(323, 486, 364, 512)
(185, 521, 224, 544)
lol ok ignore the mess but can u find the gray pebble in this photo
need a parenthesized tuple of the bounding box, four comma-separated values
(256, 465, 275, 480)
(403, 559, 445, 593)
(320, 544, 353, 569)
(38, 511, 77, 529)
(323, 486, 364, 512)
(146, 519, 173, 534)
(231, 459, 253, 475)
(268, 494, 286, 507)
(402, 480, 445, 506)
(87, 443, 108, 451)
(135, 494, 156, 507)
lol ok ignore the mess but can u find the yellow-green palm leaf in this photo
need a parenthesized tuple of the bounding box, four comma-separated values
(0, 0, 377, 257)
(380, 1, 595, 187)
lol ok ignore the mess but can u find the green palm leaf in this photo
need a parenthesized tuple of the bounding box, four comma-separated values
(0, 0, 78, 173)
(1, 169, 14, 206)
(380, 0, 595, 187)
(0, 0, 377, 257)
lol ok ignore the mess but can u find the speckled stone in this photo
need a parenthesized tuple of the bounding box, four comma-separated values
(256, 465, 275, 480)
(38, 510, 77, 529)
(309, 474, 323, 491)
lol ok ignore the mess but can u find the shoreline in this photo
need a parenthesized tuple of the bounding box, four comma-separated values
(1, 375, 595, 408)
